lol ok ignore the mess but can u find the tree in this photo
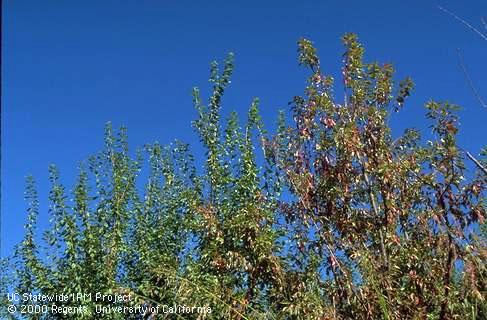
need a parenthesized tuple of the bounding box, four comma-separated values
(4, 34, 486, 319)
(269, 34, 486, 319)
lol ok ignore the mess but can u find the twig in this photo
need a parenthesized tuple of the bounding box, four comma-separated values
(438, 6, 487, 41)
(456, 49, 487, 109)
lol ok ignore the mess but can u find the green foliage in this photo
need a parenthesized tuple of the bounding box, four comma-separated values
(5, 34, 486, 319)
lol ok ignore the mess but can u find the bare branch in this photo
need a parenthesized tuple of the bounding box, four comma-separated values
(466, 151, 487, 175)
(481, 17, 487, 32)
(456, 49, 487, 109)
(438, 6, 487, 41)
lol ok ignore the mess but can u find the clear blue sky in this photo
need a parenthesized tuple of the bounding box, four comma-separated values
(2, 0, 486, 257)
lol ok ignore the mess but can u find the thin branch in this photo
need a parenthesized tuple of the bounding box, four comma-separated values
(438, 6, 487, 41)
(360, 163, 388, 268)
(465, 151, 487, 175)
(456, 49, 487, 109)
(481, 17, 487, 32)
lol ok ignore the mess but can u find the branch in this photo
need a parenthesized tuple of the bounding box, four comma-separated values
(360, 164, 388, 268)
(456, 49, 487, 109)
(438, 6, 487, 41)
(465, 151, 487, 175)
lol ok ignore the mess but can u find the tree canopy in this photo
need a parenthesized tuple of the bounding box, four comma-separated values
(3, 34, 486, 319)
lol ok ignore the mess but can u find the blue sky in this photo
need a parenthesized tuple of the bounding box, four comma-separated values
(2, 0, 486, 257)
